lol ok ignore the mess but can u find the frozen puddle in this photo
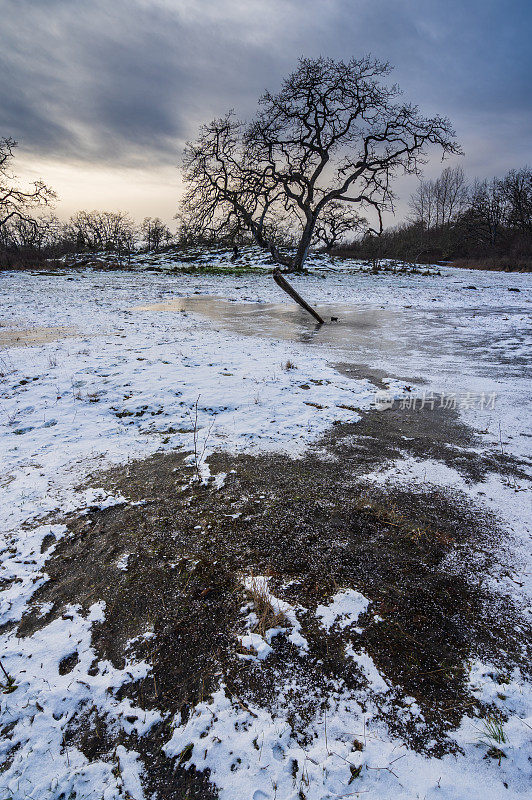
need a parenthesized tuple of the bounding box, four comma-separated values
(0, 324, 78, 348)
(133, 295, 404, 355)
(132, 294, 531, 379)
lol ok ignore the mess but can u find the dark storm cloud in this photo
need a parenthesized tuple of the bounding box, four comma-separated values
(1, 0, 531, 178)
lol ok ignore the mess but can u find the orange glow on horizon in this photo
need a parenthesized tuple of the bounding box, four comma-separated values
(14, 156, 183, 226)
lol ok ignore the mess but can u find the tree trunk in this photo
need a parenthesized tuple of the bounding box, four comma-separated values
(248, 211, 317, 273)
(272, 269, 324, 324)
(246, 214, 293, 269)
(291, 216, 315, 272)
(268, 242, 293, 269)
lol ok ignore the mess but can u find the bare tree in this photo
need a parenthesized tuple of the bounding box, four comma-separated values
(433, 166, 469, 227)
(140, 216, 173, 251)
(313, 201, 366, 251)
(180, 113, 285, 251)
(410, 179, 437, 230)
(181, 56, 459, 271)
(174, 210, 201, 247)
(0, 138, 55, 232)
(469, 178, 506, 246)
(410, 165, 468, 230)
(3, 213, 62, 253)
(66, 210, 136, 252)
(500, 167, 532, 234)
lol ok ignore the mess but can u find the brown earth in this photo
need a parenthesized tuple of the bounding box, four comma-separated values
(14, 398, 531, 798)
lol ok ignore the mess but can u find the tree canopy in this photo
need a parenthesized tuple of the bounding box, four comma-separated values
(180, 56, 460, 270)
(0, 138, 55, 232)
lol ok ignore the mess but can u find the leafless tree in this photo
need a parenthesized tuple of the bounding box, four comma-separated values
(313, 201, 366, 251)
(140, 216, 173, 251)
(174, 210, 201, 247)
(469, 178, 506, 246)
(3, 213, 62, 252)
(409, 179, 437, 230)
(181, 56, 459, 271)
(434, 166, 469, 227)
(180, 113, 286, 251)
(66, 210, 136, 252)
(410, 165, 468, 229)
(499, 167, 532, 234)
(0, 138, 55, 232)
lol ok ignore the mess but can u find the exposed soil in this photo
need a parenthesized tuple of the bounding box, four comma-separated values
(16, 397, 531, 798)
(333, 361, 429, 388)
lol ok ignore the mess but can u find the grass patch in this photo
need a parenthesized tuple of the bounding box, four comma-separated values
(475, 712, 508, 763)
(245, 574, 287, 637)
(167, 264, 268, 276)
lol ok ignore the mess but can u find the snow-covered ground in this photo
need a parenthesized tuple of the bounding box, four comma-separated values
(0, 254, 531, 799)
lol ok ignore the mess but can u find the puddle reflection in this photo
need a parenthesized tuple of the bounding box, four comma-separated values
(0, 325, 78, 349)
(133, 295, 402, 357)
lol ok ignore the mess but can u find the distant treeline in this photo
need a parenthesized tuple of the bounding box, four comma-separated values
(332, 166, 532, 271)
(1, 146, 531, 271)
(0, 210, 178, 268)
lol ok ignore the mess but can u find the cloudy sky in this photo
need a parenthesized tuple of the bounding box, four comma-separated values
(2, 0, 531, 225)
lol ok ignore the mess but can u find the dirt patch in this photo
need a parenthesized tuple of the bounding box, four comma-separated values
(324, 400, 529, 483)
(16, 400, 531, 795)
(333, 361, 429, 389)
(63, 709, 218, 800)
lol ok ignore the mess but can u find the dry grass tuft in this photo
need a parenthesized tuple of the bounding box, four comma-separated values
(246, 574, 287, 637)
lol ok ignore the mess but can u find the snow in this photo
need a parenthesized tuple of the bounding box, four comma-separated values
(345, 644, 390, 692)
(0, 601, 157, 799)
(80, 487, 128, 510)
(242, 574, 309, 653)
(316, 588, 370, 631)
(238, 631, 274, 661)
(116, 746, 146, 800)
(1, 253, 531, 799)
(163, 670, 532, 800)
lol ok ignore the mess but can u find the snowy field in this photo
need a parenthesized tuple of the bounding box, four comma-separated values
(0, 254, 531, 799)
